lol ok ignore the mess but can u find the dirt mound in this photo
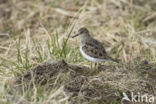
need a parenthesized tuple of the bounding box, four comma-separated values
(15, 59, 90, 87)
(14, 59, 156, 104)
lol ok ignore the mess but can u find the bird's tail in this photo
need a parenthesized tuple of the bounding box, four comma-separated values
(107, 56, 119, 63)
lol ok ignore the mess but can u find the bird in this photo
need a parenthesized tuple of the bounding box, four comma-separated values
(72, 27, 118, 72)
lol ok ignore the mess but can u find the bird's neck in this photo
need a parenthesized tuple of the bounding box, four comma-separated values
(80, 33, 91, 46)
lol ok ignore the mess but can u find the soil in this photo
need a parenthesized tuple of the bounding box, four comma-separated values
(14, 59, 156, 103)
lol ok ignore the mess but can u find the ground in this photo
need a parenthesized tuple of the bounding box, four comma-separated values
(0, 0, 156, 104)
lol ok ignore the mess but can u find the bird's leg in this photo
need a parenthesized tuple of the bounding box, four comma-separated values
(94, 63, 98, 73)
(91, 63, 98, 75)
(95, 63, 97, 69)
(92, 63, 97, 74)
(90, 62, 94, 74)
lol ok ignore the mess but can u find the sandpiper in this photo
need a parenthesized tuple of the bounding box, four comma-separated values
(72, 27, 118, 71)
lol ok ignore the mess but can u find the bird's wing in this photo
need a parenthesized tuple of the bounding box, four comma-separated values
(82, 39, 109, 59)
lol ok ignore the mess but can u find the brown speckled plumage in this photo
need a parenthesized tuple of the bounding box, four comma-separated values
(72, 27, 118, 63)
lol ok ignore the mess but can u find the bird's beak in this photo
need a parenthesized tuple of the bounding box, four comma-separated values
(71, 33, 80, 38)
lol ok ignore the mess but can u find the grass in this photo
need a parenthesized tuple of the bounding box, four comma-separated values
(0, 0, 156, 104)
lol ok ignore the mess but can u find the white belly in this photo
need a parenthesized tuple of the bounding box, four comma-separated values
(80, 46, 105, 63)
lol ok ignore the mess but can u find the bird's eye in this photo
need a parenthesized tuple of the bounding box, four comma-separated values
(79, 31, 83, 33)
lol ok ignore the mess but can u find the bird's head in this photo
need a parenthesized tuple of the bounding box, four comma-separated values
(72, 27, 89, 38)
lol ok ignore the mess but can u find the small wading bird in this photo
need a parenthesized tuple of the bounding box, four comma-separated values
(72, 27, 118, 73)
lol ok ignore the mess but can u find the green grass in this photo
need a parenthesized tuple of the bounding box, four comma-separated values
(0, 29, 75, 104)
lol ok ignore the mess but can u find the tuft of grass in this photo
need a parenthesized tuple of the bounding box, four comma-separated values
(61, 24, 75, 58)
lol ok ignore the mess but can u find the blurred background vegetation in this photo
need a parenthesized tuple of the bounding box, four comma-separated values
(0, 0, 156, 104)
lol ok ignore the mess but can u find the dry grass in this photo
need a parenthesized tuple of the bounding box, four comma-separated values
(0, 0, 156, 104)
